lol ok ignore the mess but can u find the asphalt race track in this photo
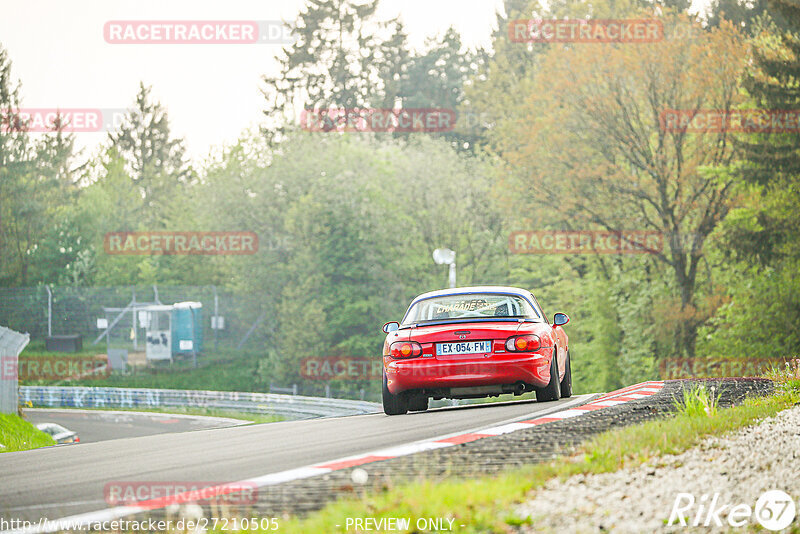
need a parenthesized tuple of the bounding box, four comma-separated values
(0, 395, 592, 524)
(24, 409, 248, 443)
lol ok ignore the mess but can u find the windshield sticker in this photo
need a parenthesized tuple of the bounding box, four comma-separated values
(434, 299, 488, 313)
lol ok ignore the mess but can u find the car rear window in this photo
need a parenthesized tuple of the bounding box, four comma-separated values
(402, 293, 540, 325)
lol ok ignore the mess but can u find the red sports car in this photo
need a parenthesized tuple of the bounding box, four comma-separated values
(381, 286, 571, 415)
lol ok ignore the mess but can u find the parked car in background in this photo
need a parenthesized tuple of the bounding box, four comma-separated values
(36, 423, 80, 444)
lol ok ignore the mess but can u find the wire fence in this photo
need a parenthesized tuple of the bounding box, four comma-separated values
(1, 286, 383, 401)
(0, 285, 269, 351)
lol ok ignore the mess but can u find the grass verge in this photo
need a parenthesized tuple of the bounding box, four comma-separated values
(268, 381, 799, 533)
(0, 413, 56, 453)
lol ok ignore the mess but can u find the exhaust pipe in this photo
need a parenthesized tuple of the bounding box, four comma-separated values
(513, 381, 526, 395)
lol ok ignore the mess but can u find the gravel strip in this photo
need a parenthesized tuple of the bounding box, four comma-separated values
(515, 399, 800, 533)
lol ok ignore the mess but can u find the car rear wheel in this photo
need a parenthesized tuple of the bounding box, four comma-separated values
(382, 371, 408, 415)
(408, 394, 429, 412)
(560, 350, 573, 398)
(536, 351, 561, 402)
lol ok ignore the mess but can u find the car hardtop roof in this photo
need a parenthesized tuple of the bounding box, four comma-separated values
(37, 422, 69, 433)
(410, 286, 534, 303)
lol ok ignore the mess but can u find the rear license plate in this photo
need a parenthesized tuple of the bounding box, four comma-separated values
(436, 340, 492, 356)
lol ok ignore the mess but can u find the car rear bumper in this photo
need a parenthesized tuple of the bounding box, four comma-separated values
(384, 352, 552, 394)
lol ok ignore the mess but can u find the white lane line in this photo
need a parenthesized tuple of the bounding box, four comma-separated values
(479, 422, 537, 435)
(6, 506, 146, 534)
(246, 466, 334, 486)
(2, 500, 108, 512)
(25, 408, 252, 426)
(366, 441, 452, 457)
(550, 409, 589, 418)
(596, 383, 661, 399)
(591, 400, 627, 406)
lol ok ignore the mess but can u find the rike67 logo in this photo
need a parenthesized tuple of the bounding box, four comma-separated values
(669, 490, 796, 531)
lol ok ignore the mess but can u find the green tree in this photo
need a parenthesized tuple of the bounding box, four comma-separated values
(0, 43, 29, 285)
(262, 0, 485, 150)
(734, 0, 800, 262)
(199, 132, 507, 386)
(393, 28, 488, 150)
(475, 10, 747, 359)
(705, 0, 791, 35)
(0, 44, 79, 286)
(700, 0, 800, 361)
(261, 0, 408, 138)
(108, 82, 192, 226)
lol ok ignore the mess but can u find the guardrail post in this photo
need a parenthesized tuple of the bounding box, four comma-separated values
(292, 384, 297, 395)
(325, 384, 330, 398)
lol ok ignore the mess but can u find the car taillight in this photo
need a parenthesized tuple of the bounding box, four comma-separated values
(505, 334, 541, 352)
(390, 341, 423, 359)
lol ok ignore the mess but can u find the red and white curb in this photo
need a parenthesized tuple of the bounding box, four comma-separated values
(417, 380, 665, 444)
(10, 381, 664, 534)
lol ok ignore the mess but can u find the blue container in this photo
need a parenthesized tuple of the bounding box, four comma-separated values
(171, 302, 203, 354)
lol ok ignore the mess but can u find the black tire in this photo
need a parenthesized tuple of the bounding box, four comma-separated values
(382, 371, 408, 415)
(408, 394, 429, 412)
(560, 350, 573, 398)
(536, 351, 561, 402)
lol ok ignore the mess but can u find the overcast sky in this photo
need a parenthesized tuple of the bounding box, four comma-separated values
(0, 0, 507, 163)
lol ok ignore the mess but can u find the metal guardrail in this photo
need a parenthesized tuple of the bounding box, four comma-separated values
(19, 386, 381, 420)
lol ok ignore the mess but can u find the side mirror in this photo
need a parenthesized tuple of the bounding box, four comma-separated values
(383, 321, 400, 333)
(553, 313, 569, 327)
